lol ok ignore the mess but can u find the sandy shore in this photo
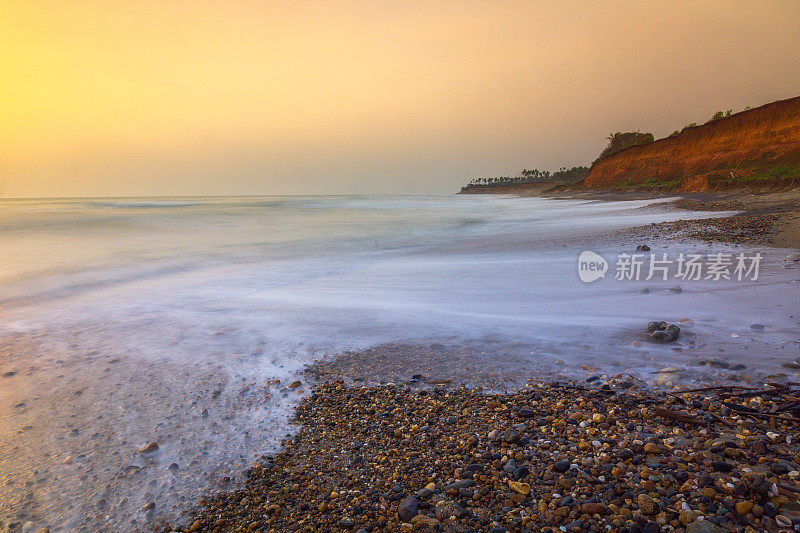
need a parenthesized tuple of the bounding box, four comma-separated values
(543, 188, 800, 249)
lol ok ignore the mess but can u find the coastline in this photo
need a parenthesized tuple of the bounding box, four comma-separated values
(460, 183, 800, 248)
(169, 192, 800, 533)
(549, 187, 800, 249)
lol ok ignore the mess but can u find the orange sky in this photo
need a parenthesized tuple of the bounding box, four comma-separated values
(3, 0, 800, 197)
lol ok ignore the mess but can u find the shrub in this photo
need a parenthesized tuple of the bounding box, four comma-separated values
(594, 131, 655, 162)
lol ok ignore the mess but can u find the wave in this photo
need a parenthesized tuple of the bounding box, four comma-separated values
(86, 200, 203, 208)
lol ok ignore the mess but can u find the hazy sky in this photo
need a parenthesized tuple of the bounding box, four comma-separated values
(3, 0, 800, 197)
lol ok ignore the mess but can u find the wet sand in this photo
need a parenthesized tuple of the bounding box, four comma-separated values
(544, 188, 800, 249)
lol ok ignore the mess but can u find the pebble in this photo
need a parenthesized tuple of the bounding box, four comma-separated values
(137, 442, 159, 454)
(397, 496, 417, 522)
(637, 493, 655, 514)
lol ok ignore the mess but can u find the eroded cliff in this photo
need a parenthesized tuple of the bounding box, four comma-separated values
(585, 96, 800, 191)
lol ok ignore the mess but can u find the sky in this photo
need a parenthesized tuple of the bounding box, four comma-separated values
(2, 0, 800, 197)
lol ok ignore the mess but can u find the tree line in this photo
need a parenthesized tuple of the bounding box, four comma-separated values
(463, 166, 590, 189)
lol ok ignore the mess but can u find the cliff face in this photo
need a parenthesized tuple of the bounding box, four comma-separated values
(584, 96, 800, 190)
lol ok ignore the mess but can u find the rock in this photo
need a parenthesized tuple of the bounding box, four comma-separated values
(711, 461, 734, 472)
(444, 479, 474, 492)
(288, 380, 302, 388)
(643, 442, 662, 454)
(656, 367, 682, 387)
(508, 481, 530, 495)
(463, 463, 484, 475)
(637, 493, 655, 514)
(434, 500, 464, 520)
(580, 502, 609, 514)
(679, 509, 695, 526)
(553, 460, 571, 473)
(734, 500, 754, 515)
(648, 321, 680, 342)
(502, 429, 520, 443)
(410, 515, 440, 528)
(188, 520, 202, 532)
(397, 496, 418, 522)
(636, 244, 651, 252)
(750, 323, 765, 330)
(137, 442, 159, 454)
(512, 466, 529, 480)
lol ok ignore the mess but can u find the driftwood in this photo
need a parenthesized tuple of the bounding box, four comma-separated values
(654, 407, 706, 426)
(671, 385, 756, 394)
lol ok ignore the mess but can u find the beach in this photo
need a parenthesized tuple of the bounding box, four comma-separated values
(0, 194, 798, 532)
(180, 380, 800, 533)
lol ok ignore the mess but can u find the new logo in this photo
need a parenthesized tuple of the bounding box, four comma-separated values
(578, 251, 608, 283)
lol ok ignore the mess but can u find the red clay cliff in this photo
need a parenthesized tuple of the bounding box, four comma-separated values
(584, 96, 800, 191)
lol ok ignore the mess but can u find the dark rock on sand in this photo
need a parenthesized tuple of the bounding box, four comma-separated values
(647, 321, 680, 342)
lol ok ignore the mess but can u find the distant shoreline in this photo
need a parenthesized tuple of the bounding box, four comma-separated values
(461, 183, 800, 250)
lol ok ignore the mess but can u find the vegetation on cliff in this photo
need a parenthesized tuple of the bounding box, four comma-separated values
(594, 131, 655, 163)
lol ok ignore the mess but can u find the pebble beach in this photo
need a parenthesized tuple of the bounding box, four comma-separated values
(174, 379, 800, 533)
